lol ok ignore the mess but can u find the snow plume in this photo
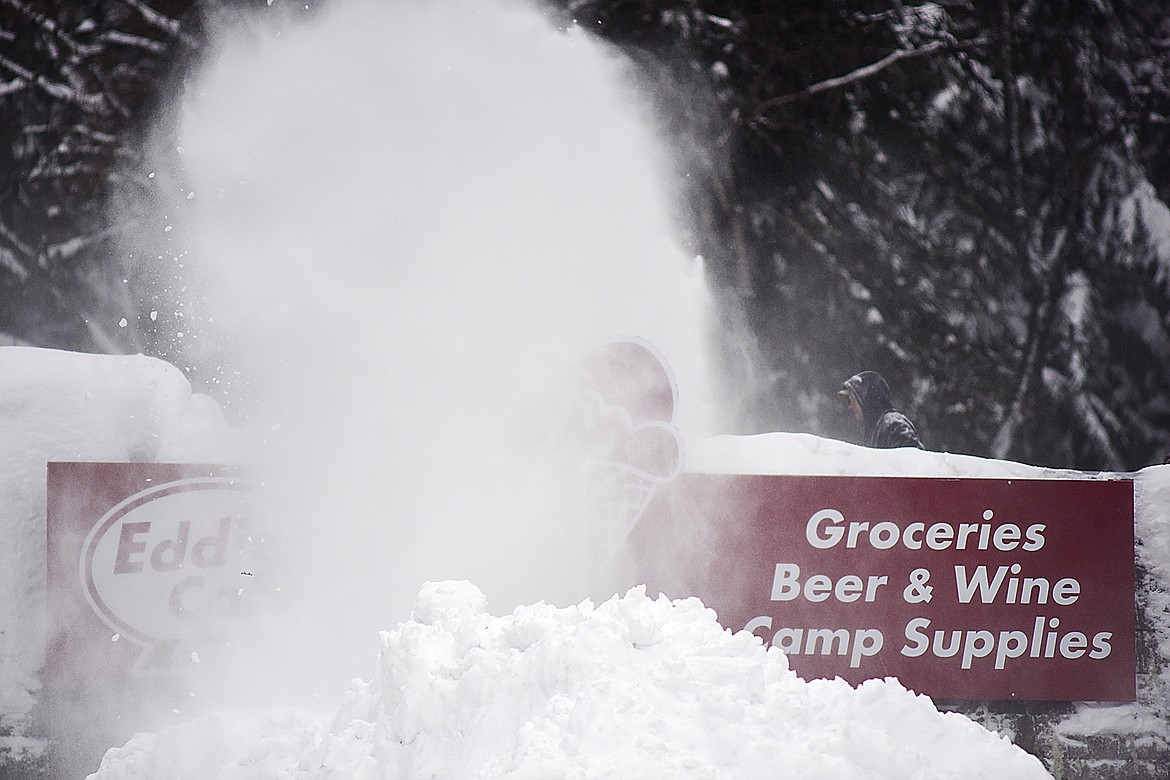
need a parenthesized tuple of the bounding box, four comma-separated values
(155, 0, 714, 703)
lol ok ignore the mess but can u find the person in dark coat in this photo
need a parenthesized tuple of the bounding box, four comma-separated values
(838, 371, 923, 449)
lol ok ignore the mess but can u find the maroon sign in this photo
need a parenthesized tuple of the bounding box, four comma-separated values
(45, 462, 261, 775)
(46, 462, 258, 689)
(630, 474, 1135, 701)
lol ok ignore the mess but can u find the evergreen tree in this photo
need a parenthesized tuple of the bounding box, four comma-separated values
(4, 0, 1170, 469)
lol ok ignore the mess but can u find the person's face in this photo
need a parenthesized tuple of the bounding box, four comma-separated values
(840, 389, 863, 421)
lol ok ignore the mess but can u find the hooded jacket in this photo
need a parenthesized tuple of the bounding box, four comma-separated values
(839, 371, 923, 449)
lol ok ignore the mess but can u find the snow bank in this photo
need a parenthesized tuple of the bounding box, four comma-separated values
(685, 431, 1087, 479)
(0, 347, 250, 724)
(90, 580, 1050, 780)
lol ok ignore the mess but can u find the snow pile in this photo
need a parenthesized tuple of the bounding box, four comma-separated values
(0, 347, 250, 720)
(91, 580, 1050, 780)
(1134, 462, 1170, 710)
(687, 431, 1087, 479)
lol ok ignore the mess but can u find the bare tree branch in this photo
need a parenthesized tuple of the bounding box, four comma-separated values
(756, 38, 963, 113)
(990, 225, 1069, 461)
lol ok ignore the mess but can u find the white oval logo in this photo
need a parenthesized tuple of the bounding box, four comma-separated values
(79, 477, 257, 670)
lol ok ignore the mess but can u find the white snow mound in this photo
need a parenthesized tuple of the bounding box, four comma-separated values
(90, 580, 1051, 779)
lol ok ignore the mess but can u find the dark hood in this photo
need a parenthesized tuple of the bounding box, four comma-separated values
(839, 370, 923, 449)
(840, 371, 893, 421)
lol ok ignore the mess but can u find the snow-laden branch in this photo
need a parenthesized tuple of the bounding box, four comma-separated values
(756, 38, 974, 113)
(0, 221, 32, 281)
(44, 223, 127, 265)
(0, 248, 28, 281)
(121, 0, 198, 48)
(0, 77, 24, 97)
(0, 52, 106, 112)
(97, 29, 168, 56)
(1, 0, 99, 57)
(68, 122, 117, 146)
(122, 0, 179, 34)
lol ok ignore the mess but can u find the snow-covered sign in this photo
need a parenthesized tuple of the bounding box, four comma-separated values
(631, 473, 1136, 702)
(46, 462, 258, 692)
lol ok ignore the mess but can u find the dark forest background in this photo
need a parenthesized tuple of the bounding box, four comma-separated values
(3, 0, 1170, 471)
